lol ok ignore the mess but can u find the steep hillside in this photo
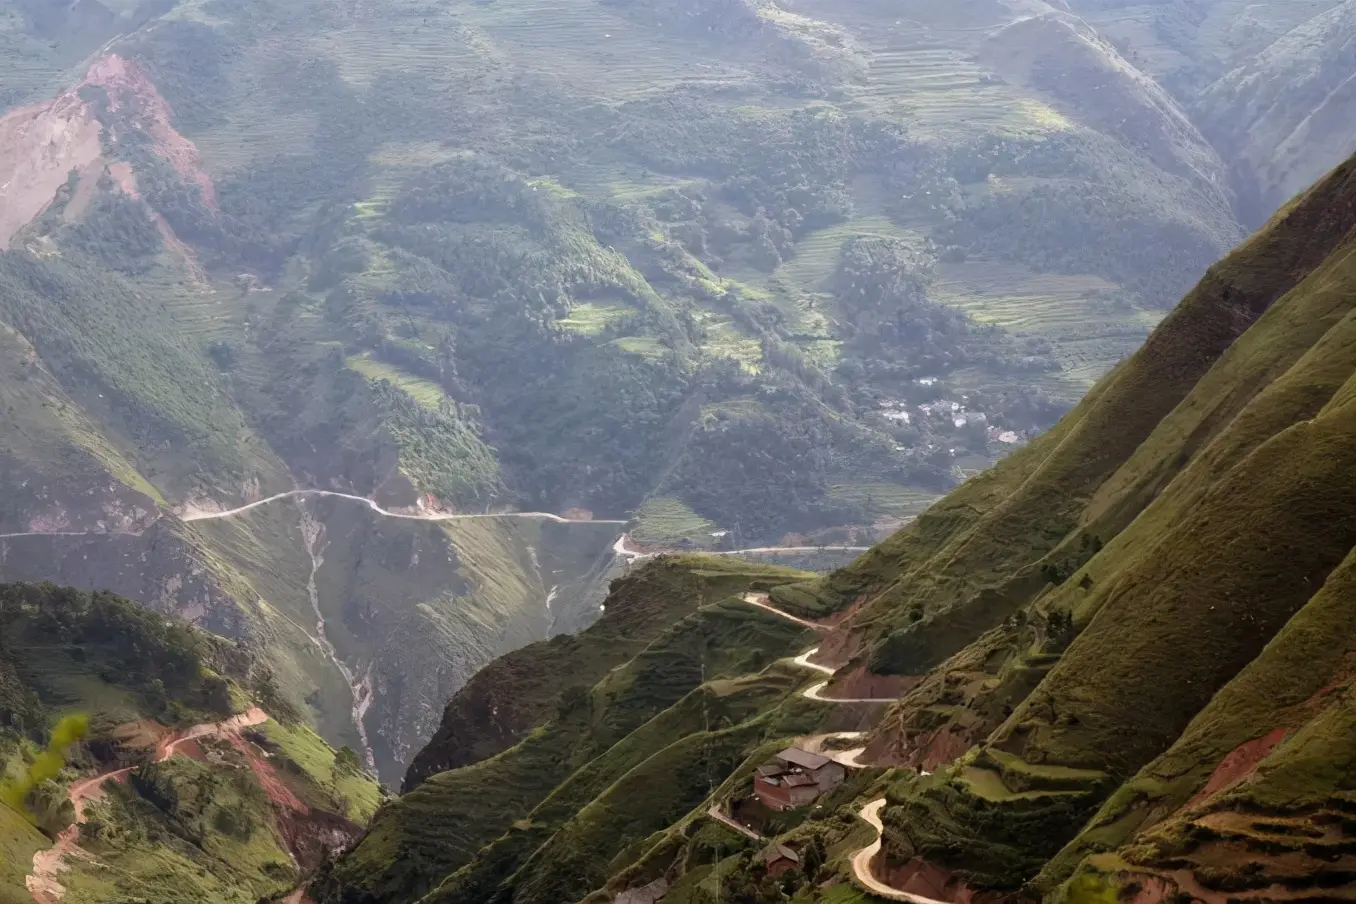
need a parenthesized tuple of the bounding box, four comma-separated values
(323, 556, 823, 904)
(0, 581, 379, 904)
(798, 151, 1356, 901)
(1197, 0, 1356, 224)
(320, 149, 1356, 904)
(3, 0, 1356, 795)
(1, 493, 620, 786)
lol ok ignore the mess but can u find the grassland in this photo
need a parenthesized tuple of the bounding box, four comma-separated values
(257, 720, 382, 823)
(0, 801, 45, 904)
(831, 155, 1356, 896)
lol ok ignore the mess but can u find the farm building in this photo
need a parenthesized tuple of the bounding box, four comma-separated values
(761, 843, 801, 877)
(752, 747, 846, 811)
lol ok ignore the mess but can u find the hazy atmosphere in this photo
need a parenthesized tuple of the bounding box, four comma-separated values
(1, 0, 1355, 902)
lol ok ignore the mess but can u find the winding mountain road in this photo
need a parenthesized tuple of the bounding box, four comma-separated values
(791, 647, 836, 675)
(733, 595, 896, 705)
(26, 708, 270, 904)
(614, 536, 869, 563)
(740, 593, 825, 631)
(852, 799, 948, 904)
(180, 490, 628, 524)
(706, 593, 948, 904)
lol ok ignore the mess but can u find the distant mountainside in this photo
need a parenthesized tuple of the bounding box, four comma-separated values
(0, 581, 379, 904)
(1, 0, 1354, 784)
(322, 150, 1356, 904)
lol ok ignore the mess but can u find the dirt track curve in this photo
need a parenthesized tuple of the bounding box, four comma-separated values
(26, 708, 270, 904)
(728, 594, 942, 902)
(853, 799, 948, 904)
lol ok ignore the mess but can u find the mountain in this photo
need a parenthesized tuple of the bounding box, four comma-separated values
(1, 0, 1354, 785)
(0, 581, 380, 904)
(321, 148, 1356, 904)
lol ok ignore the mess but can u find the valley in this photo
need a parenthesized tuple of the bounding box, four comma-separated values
(318, 146, 1356, 904)
(2, 0, 1356, 901)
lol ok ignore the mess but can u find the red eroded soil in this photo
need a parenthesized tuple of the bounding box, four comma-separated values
(0, 94, 102, 248)
(0, 52, 219, 254)
(28, 709, 273, 904)
(811, 587, 882, 663)
(227, 733, 307, 812)
(867, 723, 976, 772)
(82, 55, 217, 209)
(825, 663, 918, 700)
(1306, 650, 1356, 709)
(1189, 726, 1288, 806)
(277, 808, 364, 871)
(878, 855, 984, 904)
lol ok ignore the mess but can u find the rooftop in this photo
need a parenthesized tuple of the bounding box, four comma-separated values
(776, 747, 831, 771)
(761, 843, 799, 865)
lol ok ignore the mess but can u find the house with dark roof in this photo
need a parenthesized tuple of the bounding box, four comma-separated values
(752, 746, 846, 810)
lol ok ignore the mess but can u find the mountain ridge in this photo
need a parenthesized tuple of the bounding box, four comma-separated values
(318, 146, 1356, 904)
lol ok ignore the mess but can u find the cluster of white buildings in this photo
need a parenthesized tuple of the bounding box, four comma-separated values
(876, 382, 1022, 446)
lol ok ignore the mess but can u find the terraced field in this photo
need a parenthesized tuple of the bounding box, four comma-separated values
(823, 482, 939, 520)
(558, 302, 635, 336)
(186, 34, 321, 173)
(773, 215, 930, 295)
(460, 0, 754, 102)
(311, 20, 489, 90)
(157, 273, 246, 347)
(933, 259, 1160, 393)
(698, 315, 764, 372)
(347, 354, 449, 410)
(850, 41, 1058, 138)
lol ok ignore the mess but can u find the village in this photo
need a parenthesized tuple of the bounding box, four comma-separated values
(875, 381, 1024, 448)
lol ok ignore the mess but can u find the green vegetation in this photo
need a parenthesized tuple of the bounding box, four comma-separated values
(0, 582, 376, 904)
(816, 152, 1356, 897)
(404, 555, 812, 788)
(323, 555, 816, 903)
(631, 497, 719, 548)
(256, 720, 382, 823)
(4, 5, 1356, 902)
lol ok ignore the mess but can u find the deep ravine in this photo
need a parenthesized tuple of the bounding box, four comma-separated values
(299, 505, 377, 775)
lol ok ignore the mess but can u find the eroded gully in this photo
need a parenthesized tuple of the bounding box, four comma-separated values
(299, 507, 376, 775)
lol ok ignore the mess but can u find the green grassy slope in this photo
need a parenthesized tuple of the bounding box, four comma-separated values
(325, 557, 815, 904)
(842, 151, 1356, 897)
(773, 153, 1356, 681)
(183, 496, 620, 784)
(302, 147, 1356, 904)
(0, 581, 380, 904)
(1040, 542, 1356, 898)
(404, 556, 812, 788)
(0, 0, 1278, 548)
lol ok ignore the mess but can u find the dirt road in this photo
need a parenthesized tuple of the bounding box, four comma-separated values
(27, 708, 270, 904)
(181, 490, 626, 525)
(613, 535, 869, 564)
(727, 595, 895, 706)
(852, 799, 948, 904)
(801, 681, 898, 704)
(706, 805, 763, 841)
(739, 593, 826, 631)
